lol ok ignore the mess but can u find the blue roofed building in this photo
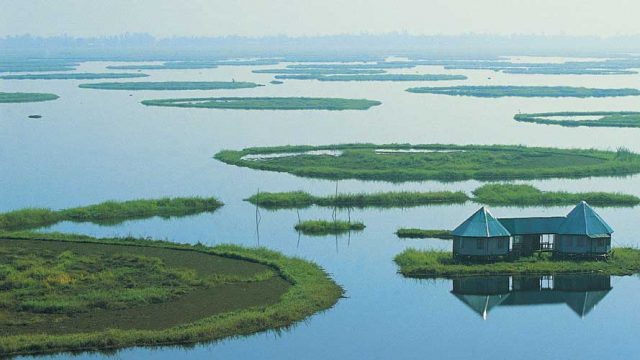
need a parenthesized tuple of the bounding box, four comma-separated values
(452, 201, 613, 260)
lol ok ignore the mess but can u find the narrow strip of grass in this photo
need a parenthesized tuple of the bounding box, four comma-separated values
(79, 81, 263, 90)
(142, 97, 381, 110)
(406, 86, 640, 98)
(246, 190, 469, 209)
(0, 197, 224, 231)
(214, 143, 640, 182)
(253, 69, 386, 75)
(0, 92, 59, 103)
(0, 73, 149, 80)
(514, 111, 640, 128)
(295, 220, 365, 236)
(472, 183, 640, 207)
(394, 248, 640, 278)
(395, 229, 452, 239)
(276, 74, 467, 81)
(0, 232, 343, 357)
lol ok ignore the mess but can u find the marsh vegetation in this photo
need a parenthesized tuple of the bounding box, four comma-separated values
(0, 73, 149, 80)
(0, 92, 59, 103)
(406, 86, 640, 98)
(79, 81, 262, 90)
(215, 144, 640, 182)
(294, 220, 365, 236)
(275, 74, 468, 81)
(142, 97, 382, 110)
(395, 229, 453, 239)
(514, 111, 640, 128)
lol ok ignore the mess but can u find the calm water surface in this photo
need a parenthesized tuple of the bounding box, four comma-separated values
(2, 59, 640, 359)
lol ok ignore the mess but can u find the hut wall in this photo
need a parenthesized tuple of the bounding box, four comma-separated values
(556, 235, 611, 255)
(454, 236, 509, 256)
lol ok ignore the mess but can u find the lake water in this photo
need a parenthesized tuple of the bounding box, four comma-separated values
(2, 59, 640, 359)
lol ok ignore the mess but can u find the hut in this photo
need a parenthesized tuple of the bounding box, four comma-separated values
(554, 201, 613, 258)
(452, 207, 511, 260)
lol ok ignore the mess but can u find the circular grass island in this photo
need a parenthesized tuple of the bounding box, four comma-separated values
(514, 111, 640, 128)
(0, 92, 59, 103)
(141, 97, 382, 110)
(214, 143, 640, 182)
(0, 233, 342, 357)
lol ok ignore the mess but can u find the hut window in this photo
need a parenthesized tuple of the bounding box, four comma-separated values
(477, 239, 484, 249)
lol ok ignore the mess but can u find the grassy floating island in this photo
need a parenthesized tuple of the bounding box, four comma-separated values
(214, 144, 640, 182)
(253, 68, 386, 75)
(394, 248, 640, 278)
(396, 229, 452, 239)
(246, 190, 469, 209)
(0, 73, 149, 80)
(514, 111, 640, 128)
(142, 97, 381, 110)
(0, 233, 342, 357)
(0, 92, 59, 103)
(107, 59, 278, 70)
(276, 74, 467, 82)
(295, 220, 365, 236)
(79, 81, 263, 91)
(472, 183, 640, 207)
(406, 86, 640, 98)
(0, 197, 223, 232)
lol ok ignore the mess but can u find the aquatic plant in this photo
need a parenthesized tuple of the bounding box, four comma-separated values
(142, 97, 382, 110)
(394, 248, 640, 277)
(277, 74, 467, 81)
(79, 81, 262, 90)
(406, 86, 640, 98)
(0, 73, 149, 80)
(514, 111, 640, 128)
(395, 229, 453, 239)
(215, 143, 640, 182)
(472, 183, 640, 207)
(294, 220, 365, 235)
(0, 92, 59, 103)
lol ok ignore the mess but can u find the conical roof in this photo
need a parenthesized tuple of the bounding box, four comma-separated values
(453, 293, 511, 320)
(452, 207, 511, 238)
(557, 201, 614, 237)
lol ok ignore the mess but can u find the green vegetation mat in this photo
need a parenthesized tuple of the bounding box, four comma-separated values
(295, 220, 365, 236)
(253, 69, 386, 75)
(406, 86, 640, 98)
(472, 183, 640, 207)
(79, 81, 262, 90)
(395, 229, 453, 239)
(0, 197, 223, 232)
(0, 60, 78, 73)
(214, 144, 640, 182)
(107, 59, 278, 70)
(0, 92, 59, 103)
(0, 233, 342, 356)
(394, 248, 640, 278)
(246, 190, 469, 209)
(514, 111, 640, 128)
(0, 73, 149, 80)
(276, 74, 467, 81)
(142, 97, 381, 110)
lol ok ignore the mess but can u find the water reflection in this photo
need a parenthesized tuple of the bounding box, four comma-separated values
(451, 274, 611, 319)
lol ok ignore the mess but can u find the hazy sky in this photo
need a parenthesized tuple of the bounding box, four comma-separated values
(2, 0, 640, 38)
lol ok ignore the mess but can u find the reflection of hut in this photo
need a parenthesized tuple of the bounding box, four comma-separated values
(451, 202, 613, 260)
(554, 201, 613, 258)
(451, 207, 510, 260)
(451, 275, 611, 319)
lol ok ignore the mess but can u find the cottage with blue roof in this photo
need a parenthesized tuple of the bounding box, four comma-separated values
(452, 201, 613, 260)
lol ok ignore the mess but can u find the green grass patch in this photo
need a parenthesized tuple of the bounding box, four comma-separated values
(246, 190, 469, 209)
(406, 86, 640, 98)
(106, 59, 278, 70)
(395, 229, 452, 239)
(514, 111, 640, 128)
(142, 97, 381, 110)
(394, 248, 640, 278)
(0, 92, 59, 103)
(0, 197, 223, 231)
(0, 60, 78, 73)
(276, 74, 467, 81)
(472, 183, 640, 207)
(0, 233, 342, 356)
(295, 220, 365, 236)
(254, 69, 386, 75)
(0, 73, 149, 80)
(79, 81, 263, 91)
(214, 143, 640, 182)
